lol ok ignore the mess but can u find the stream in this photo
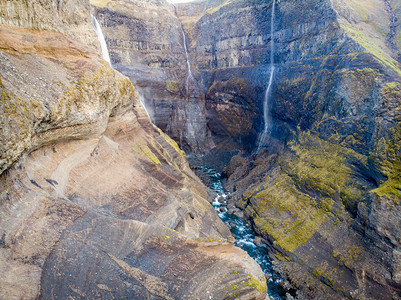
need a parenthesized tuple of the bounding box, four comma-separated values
(199, 167, 286, 299)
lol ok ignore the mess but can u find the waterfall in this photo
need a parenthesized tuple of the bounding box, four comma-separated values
(256, 0, 276, 153)
(179, 22, 194, 99)
(172, 5, 194, 99)
(91, 15, 111, 65)
(90, 15, 155, 119)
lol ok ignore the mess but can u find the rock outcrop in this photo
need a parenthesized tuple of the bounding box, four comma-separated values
(0, 1, 267, 299)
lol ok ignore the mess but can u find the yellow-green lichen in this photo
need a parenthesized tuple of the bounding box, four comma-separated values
(133, 140, 162, 165)
(247, 276, 267, 294)
(245, 131, 369, 252)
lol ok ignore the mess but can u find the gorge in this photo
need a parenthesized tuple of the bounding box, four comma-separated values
(1, 0, 401, 299)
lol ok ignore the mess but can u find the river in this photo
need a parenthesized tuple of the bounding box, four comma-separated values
(198, 167, 286, 299)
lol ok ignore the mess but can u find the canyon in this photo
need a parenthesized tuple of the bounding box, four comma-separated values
(92, 0, 401, 298)
(0, 0, 267, 299)
(1, 0, 401, 299)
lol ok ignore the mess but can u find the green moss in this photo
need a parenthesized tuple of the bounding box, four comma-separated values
(250, 171, 333, 252)
(372, 122, 401, 202)
(275, 252, 291, 262)
(132, 140, 161, 165)
(245, 131, 369, 252)
(284, 131, 366, 212)
(311, 262, 336, 287)
(159, 129, 186, 158)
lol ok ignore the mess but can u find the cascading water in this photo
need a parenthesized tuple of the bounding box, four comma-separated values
(180, 23, 194, 99)
(257, 0, 276, 153)
(174, 5, 194, 99)
(91, 15, 111, 65)
(199, 167, 286, 299)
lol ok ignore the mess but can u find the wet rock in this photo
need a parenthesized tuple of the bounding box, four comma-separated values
(254, 236, 262, 247)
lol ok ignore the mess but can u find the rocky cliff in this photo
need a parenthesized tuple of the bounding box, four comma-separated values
(91, 0, 215, 155)
(195, 0, 401, 298)
(89, 0, 401, 298)
(0, 1, 267, 299)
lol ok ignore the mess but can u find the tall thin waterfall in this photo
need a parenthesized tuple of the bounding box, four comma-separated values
(257, 0, 276, 153)
(179, 22, 194, 99)
(91, 15, 111, 65)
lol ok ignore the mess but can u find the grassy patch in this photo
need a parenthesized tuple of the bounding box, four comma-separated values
(341, 23, 401, 76)
(248, 276, 267, 294)
(246, 131, 369, 252)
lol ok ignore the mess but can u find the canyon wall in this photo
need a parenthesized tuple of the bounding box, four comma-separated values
(196, 0, 401, 298)
(91, 0, 401, 298)
(91, 0, 214, 154)
(0, 1, 267, 299)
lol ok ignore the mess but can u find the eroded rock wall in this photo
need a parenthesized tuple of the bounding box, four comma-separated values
(80, 0, 401, 297)
(91, 0, 214, 154)
(0, 1, 267, 299)
(200, 0, 401, 298)
(0, 0, 100, 51)
(178, 0, 401, 298)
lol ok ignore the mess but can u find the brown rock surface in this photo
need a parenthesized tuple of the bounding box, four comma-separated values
(0, 5, 267, 299)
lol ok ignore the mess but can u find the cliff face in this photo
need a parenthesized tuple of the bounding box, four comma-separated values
(0, 1, 267, 299)
(177, 0, 401, 155)
(92, 0, 401, 298)
(191, 0, 401, 298)
(91, 0, 214, 154)
(0, 0, 101, 52)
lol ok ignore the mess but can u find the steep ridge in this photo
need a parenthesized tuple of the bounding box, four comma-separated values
(0, 1, 267, 299)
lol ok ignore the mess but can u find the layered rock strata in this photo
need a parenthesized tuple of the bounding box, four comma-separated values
(91, 0, 214, 154)
(0, 1, 267, 299)
(198, 0, 401, 298)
